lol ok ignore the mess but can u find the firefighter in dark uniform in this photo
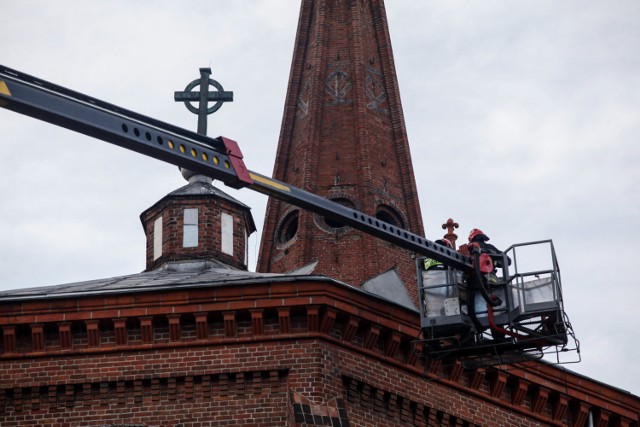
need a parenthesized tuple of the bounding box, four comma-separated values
(466, 228, 510, 342)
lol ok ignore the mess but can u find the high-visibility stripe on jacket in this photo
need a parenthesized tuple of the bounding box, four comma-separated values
(424, 258, 443, 271)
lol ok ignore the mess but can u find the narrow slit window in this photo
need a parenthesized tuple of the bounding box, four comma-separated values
(153, 216, 163, 260)
(221, 212, 233, 256)
(183, 208, 198, 248)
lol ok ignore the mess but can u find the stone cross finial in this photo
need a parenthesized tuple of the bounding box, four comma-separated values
(441, 218, 459, 249)
(174, 67, 233, 181)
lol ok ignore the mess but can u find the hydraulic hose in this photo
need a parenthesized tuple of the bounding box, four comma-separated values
(472, 251, 502, 307)
(487, 303, 545, 346)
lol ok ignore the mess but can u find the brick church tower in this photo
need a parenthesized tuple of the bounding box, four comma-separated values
(258, 0, 424, 304)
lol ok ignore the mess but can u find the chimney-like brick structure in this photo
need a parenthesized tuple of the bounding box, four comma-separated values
(258, 0, 424, 304)
(140, 176, 256, 271)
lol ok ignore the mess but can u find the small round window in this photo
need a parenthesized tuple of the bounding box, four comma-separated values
(375, 205, 405, 229)
(276, 210, 299, 245)
(316, 198, 355, 233)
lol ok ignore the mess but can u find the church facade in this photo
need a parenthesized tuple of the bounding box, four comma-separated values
(0, 1, 638, 426)
(0, 263, 638, 426)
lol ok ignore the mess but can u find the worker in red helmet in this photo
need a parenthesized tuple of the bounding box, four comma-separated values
(468, 228, 508, 269)
(467, 228, 511, 343)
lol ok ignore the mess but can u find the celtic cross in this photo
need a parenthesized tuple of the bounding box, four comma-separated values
(174, 67, 233, 136)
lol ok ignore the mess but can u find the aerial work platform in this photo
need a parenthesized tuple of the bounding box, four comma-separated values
(418, 240, 579, 368)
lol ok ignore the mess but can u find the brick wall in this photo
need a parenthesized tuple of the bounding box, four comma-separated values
(1, 279, 637, 426)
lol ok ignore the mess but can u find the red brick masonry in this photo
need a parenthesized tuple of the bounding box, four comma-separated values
(1, 278, 637, 426)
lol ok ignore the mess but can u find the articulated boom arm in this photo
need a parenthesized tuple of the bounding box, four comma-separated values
(0, 65, 472, 271)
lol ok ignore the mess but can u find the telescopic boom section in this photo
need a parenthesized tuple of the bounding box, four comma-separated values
(0, 65, 473, 271)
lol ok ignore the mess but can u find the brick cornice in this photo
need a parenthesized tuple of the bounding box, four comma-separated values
(0, 279, 421, 338)
(1, 278, 638, 423)
(507, 361, 640, 421)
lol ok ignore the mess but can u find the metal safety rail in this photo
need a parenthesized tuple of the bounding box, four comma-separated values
(0, 64, 473, 271)
(416, 239, 579, 365)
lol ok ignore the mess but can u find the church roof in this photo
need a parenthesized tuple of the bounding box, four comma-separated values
(0, 260, 418, 311)
(167, 180, 250, 208)
(141, 177, 257, 234)
(0, 262, 303, 301)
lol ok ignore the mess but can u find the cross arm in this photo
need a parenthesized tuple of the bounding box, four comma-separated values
(173, 91, 233, 102)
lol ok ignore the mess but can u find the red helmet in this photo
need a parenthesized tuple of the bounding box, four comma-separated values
(468, 228, 489, 242)
(435, 239, 453, 248)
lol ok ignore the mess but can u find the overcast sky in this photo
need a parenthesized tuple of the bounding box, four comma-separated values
(1, 1, 638, 396)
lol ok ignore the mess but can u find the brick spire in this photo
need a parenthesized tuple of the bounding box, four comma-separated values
(257, 0, 424, 303)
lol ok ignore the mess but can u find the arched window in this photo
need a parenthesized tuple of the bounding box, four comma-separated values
(321, 198, 355, 231)
(375, 205, 405, 229)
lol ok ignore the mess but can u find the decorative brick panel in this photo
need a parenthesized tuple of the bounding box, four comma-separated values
(31, 386, 40, 411)
(140, 316, 154, 343)
(489, 371, 508, 399)
(572, 401, 591, 427)
(85, 320, 100, 347)
(342, 315, 359, 343)
(363, 324, 380, 350)
(168, 377, 177, 400)
(30, 324, 44, 352)
(320, 307, 337, 334)
(251, 309, 264, 335)
(277, 307, 291, 334)
(2, 326, 16, 353)
(59, 322, 72, 349)
(615, 416, 635, 427)
(428, 358, 442, 374)
(168, 314, 181, 342)
(151, 378, 160, 402)
(532, 386, 549, 413)
(185, 376, 194, 399)
(470, 369, 485, 390)
(252, 371, 262, 395)
(82, 383, 91, 403)
(449, 360, 464, 383)
(48, 385, 57, 409)
(134, 379, 142, 403)
(511, 377, 530, 406)
(306, 306, 319, 332)
(113, 318, 127, 345)
(195, 312, 208, 340)
(552, 393, 568, 421)
(385, 331, 401, 358)
(594, 408, 611, 427)
(223, 311, 236, 338)
(407, 341, 423, 367)
(13, 387, 22, 412)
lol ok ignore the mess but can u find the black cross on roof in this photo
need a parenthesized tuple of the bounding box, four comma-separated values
(174, 67, 233, 136)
